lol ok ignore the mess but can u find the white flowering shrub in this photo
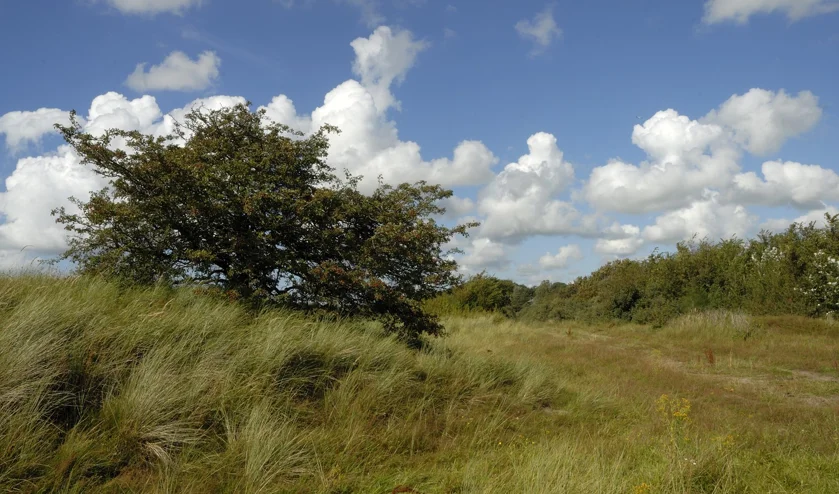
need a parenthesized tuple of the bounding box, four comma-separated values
(800, 250, 839, 316)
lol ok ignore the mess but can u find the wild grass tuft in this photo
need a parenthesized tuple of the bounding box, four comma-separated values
(0, 274, 561, 492)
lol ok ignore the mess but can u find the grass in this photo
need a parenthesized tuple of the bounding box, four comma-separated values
(1, 273, 838, 492)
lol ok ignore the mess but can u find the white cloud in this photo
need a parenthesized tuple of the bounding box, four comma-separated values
(595, 237, 645, 256)
(539, 244, 583, 270)
(300, 80, 496, 191)
(632, 109, 725, 165)
(83, 92, 163, 137)
(515, 5, 562, 55)
(477, 132, 593, 241)
(0, 108, 75, 151)
(125, 51, 221, 92)
(0, 145, 105, 253)
(350, 26, 428, 113)
(642, 193, 756, 244)
(584, 109, 738, 214)
(0, 93, 246, 261)
(437, 196, 476, 219)
(583, 89, 824, 216)
(260, 27, 495, 192)
(761, 206, 839, 232)
(102, 0, 203, 15)
(731, 160, 839, 209)
(260, 95, 312, 133)
(4, 22, 835, 281)
(703, 0, 839, 24)
(703, 89, 822, 156)
(457, 237, 510, 272)
(0, 249, 38, 272)
(595, 224, 644, 256)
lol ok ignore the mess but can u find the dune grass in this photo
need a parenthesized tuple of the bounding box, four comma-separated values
(443, 313, 839, 493)
(1, 274, 838, 492)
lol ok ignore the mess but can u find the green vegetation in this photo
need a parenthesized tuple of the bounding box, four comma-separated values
(431, 214, 839, 328)
(2, 97, 836, 492)
(2, 274, 838, 492)
(52, 104, 474, 342)
(0, 274, 556, 492)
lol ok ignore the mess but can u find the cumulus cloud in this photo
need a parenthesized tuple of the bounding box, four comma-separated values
(643, 193, 756, 244)
(260, 95, 312, 133)
(703, 89, 821, 156)
(82, 92, 163, 137)
(0, 249, 39, 272)
(583, 89, 824, 215)
(477, 132, 595, 241)
(350, 26, 428, 113)
(457, 237, 510, 272)
(437, 196, 476, 219)
(731, 160, 839, 209)
(0, 92, 246, 260)
(632, 109, 725, 165)
(595, 224, 644, 256)
(260, 27, 496, 192)
(101, 0, 203, 15)
(584, 109, 738, 214)
(0, 145, 105, 253)
(515, 5, 562, 55)
(703, 0, 839, 24)
(298, 80, 497, 191)
(539, 244, 583, 270)
(595, 237, 645, 257)
(0, 108, 75, 151)
(125, 51, 221, 92)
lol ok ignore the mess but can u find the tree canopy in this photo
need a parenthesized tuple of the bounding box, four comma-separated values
(52, 103, 475, 342)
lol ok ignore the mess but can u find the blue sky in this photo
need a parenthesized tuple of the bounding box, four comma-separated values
(1, 0, 838, 284)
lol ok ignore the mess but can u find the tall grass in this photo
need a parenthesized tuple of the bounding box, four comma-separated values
(2, 274, 838, 492)
(0, 274, 559, 492)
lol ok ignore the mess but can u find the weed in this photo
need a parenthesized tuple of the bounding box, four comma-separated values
(705, 348, 716, 365)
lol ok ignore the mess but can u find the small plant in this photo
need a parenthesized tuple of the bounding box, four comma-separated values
(633, 482, 652, 494)
(656, 394, 693, 454)
(704, 348, 715, 366)
(714, 433, 735, 450)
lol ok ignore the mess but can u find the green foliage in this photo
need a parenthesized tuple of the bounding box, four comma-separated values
(425, 272, 534, 317)
(51, 104, 476, 342)
(464, 214, 839, 326)
(518, 214, 839, 325)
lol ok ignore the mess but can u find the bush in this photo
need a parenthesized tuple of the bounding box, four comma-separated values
(513, 214, 839, 326)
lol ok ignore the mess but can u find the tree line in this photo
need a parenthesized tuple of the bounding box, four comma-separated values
(429, 215, 839, 326)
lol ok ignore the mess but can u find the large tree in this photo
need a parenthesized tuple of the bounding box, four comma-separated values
(52, 103, 475, 342)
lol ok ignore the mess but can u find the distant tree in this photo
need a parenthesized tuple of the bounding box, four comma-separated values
(51, 103, 476, 343)
(453, 272, 516, 312)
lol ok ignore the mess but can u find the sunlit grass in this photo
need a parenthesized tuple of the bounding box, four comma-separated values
(1, 274, 838, 492)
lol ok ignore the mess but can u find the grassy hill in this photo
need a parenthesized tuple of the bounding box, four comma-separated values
(1, 274, 838, 492)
